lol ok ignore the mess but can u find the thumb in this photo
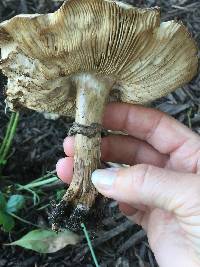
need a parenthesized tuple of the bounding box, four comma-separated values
(91, 164, 200, 215)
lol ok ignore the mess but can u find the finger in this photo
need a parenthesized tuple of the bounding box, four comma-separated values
(91, 165, 200, 217)
(118, 203, 148, 229)
(118, 202, 137, 216)
(127, 211, 149, 230)
(56, 157, 74, 184)
(63, 135, 168, 167)
(103, 135, 167, 166)
(103, 103, 199, 155)
(118, 202, 149, 230)
(63, 137, 74, 156)
(118, 202, 148, 215)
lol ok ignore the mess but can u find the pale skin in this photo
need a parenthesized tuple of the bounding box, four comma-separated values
(56, 103, 200, 267)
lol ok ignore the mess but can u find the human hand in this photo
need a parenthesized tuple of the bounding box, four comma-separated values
(57, 103, 200, 267)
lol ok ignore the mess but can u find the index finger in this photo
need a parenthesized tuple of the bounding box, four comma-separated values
(103, 103, 199, 154)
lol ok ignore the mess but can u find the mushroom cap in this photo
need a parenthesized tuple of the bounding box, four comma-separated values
(0, 0, 198, 116)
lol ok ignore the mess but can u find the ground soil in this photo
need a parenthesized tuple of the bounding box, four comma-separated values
(0, 0, 200, 266)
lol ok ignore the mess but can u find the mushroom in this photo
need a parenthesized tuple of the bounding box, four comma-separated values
(0, 0, 198, 230)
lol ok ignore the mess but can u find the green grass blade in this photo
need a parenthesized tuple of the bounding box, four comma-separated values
(81, 223, 99, 267)
(19, 176, 58, 190)
(0, 113, 15, 157)
(0, 112, 19, 164)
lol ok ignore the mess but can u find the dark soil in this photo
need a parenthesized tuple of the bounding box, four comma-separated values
(0, 0, 200, 266)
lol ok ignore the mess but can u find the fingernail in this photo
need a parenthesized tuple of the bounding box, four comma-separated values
(91, 168, 118, 190)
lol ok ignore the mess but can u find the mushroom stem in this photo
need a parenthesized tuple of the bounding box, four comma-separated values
(62, 74, 111, 220)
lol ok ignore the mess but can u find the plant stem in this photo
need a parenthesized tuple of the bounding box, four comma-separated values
(8, 212, 40, 227)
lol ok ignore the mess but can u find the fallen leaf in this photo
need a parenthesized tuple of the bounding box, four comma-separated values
(10, 229, 81, 253)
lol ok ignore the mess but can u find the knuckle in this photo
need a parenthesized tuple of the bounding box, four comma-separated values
(131, 164, 152, 189)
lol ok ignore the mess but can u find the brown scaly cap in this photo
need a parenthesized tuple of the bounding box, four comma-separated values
(0, 0, 198, 116)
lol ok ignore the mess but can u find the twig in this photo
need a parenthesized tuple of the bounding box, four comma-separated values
(74, 220, 133, 262)
(172, 3, 200, 10)
(20, 0, 28, 13)
(117, 230, 146, 254)
(163, 2, 200, 19)
(135, 251, 146, 267)
(93, 220, 133, 247)
(148, 249, 156, 267)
